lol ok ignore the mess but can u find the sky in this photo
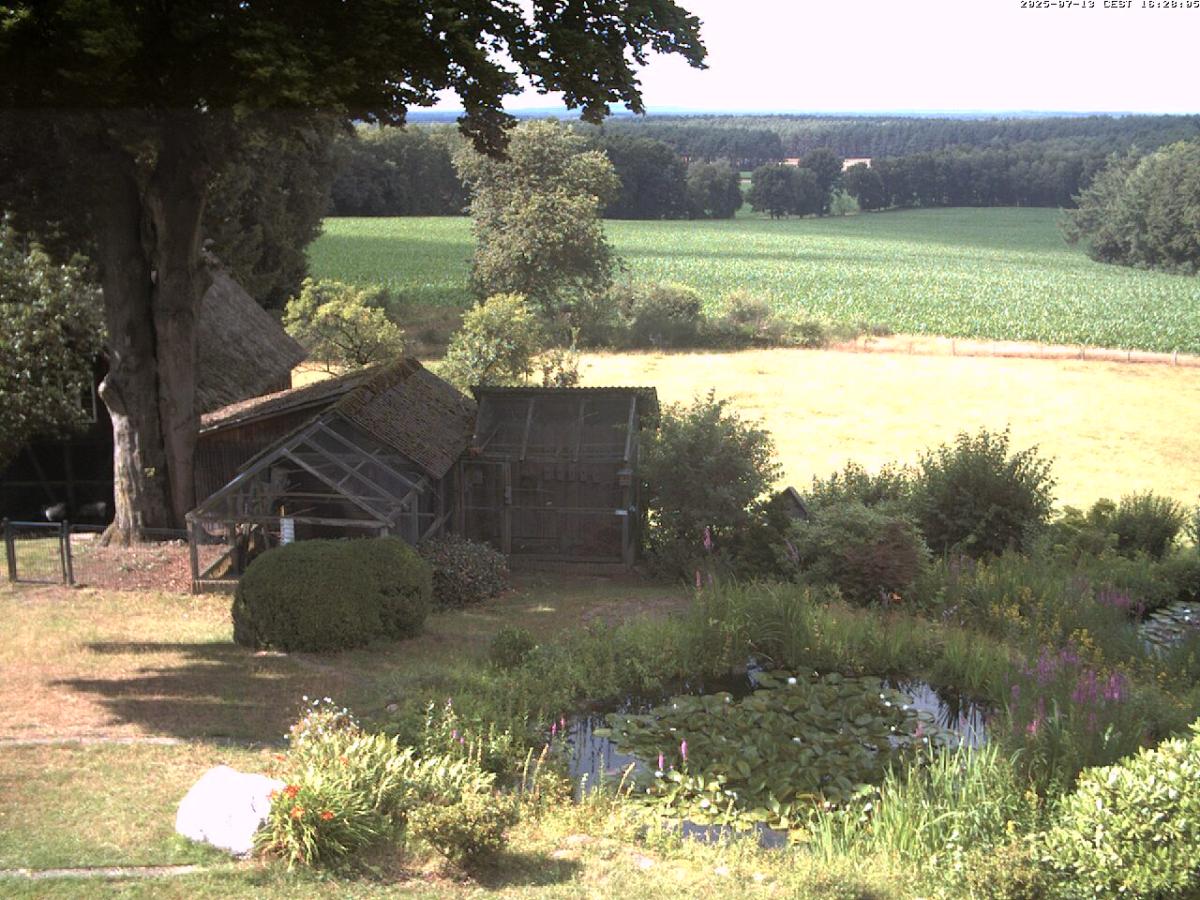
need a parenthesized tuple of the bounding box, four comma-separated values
(436, 0, 1199, 115)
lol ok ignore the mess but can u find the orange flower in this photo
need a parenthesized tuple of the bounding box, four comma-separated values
(320, 810, 335, 821)
(339, 755, 348, 765)
(283, 784, 300, 799)
(268, 789, 279, 800)
(290, 805, 305, 819)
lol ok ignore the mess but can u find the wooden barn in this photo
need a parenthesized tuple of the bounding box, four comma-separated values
(461, 386, 658, 568)
(0, 269, 306, 522)
(187, 360, 476, 589)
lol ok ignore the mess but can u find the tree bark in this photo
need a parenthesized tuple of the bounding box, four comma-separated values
(95, 117, 212, 540)
(94, 151, 174, 542)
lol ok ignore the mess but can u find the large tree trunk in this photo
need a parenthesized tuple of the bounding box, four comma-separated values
(95, 154, 175, 541)
(96, 119, 211, 540)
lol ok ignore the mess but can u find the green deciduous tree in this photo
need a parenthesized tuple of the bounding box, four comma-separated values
(282, 279, 406, 372)
(641, 392, 781, 571)
(599, 135, 689, 220)
(329, 124, 467, 216)
(0, 221, 104, 470)
(685, 160, 743, 219)
(801, 147, 843, 215)
(438, 293, 546, 390)
(1063, 140, 1200, 274)
(0, 1, 704, 536)
(455, 120, 621, 325)
(842, 163, 888, 211)
(747, 164, 822, 218)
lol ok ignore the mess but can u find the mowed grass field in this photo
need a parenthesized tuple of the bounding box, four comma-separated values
(578, 349, 1200, 510)
(309, 208, 1200, 353)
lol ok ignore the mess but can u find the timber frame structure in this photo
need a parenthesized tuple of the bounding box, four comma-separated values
(186, 360, 474, 591)
(462, 386, 658, 569)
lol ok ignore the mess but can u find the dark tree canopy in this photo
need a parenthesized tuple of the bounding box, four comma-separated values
(1063, 141, 1200, 275)
(0, 1, 705, 537)
(329, 125, 468, 217)
(685, 160, 743, 219)
(747, 164, 822, 218)
(598, 135, 689, 220)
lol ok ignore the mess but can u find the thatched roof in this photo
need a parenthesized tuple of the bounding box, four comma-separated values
(195, 269, 307, 412)
(201, 359, 476, 480)
(335, 359, 476, 479)
(200, 367, 376, 433)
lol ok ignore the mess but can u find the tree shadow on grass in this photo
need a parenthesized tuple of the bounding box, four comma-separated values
(51, 641, 370, 743)
(461, 849, 584, 889)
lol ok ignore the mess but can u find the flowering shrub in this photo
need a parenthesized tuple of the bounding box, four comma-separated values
(262, 700, 519, 868)
(1002, 642, 1141, 793)
(418, 535, 508, 609)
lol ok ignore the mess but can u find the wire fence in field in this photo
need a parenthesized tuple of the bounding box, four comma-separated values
(3, 520, 192, 593)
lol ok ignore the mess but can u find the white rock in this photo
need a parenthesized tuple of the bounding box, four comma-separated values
(175, 765, 284, 858)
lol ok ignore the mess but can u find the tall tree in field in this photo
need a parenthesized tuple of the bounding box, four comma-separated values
(685, 160, 743, 219)
(801, 148, 844, 215)
(455, 119, 621, 324)
(0, 2, 705, 539)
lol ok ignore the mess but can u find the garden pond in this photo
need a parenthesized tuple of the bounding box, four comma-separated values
(563, 666, 990, 842)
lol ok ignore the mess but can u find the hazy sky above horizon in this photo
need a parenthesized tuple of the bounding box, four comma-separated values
(437, 0, 1198, 115)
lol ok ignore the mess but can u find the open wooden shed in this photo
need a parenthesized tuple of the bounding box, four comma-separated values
(461, 386, 658, 568)
(187, 360, 475, 591)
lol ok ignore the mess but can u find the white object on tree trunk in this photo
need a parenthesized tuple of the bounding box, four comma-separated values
(175, 765, 283, 857)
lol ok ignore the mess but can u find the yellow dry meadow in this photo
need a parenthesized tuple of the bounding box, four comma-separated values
(578, 347, 1200, 510)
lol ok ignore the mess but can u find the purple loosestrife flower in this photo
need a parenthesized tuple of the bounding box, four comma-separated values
(658, 752, 665, 770)
(1104, 672, 1127, 702)
(703, 526, 713, 553)
(680, 739, 688, 762)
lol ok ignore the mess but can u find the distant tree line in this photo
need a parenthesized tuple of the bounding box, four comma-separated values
(328, 123, 743, 221)
(840, 141, 1114, 210)
(600, 113, 1200, 159)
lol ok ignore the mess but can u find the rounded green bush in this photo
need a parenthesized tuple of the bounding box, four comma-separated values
(232, 537, 431, 652)
(1042, 720, 1200, 898)
(489, 625, 537, 669)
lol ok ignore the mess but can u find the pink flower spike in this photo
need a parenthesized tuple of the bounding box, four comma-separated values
(695, 570, 702, 590)
(658, 752, 665, 770)
(551, 721, 558, 736)
(703, 526, 713, 553)
(680, 739, 688, 762)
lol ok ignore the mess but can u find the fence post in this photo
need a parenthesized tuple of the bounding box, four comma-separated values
(61, 520, 75, 586)
(3, 519, 15, 582)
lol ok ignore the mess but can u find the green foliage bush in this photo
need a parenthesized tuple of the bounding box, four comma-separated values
(805, 461, 913, 512)
(641, 392, 781, 577)
(912, 428, 1056, 557)
(282, 277, 405, 370)
(438, 292, 546, 390)
(1036, 502, 1119, 562)
(786, 502, 929, 605)
(418, 535, 508, 609)
(1041, 720, 1200, 898)
(489, 625, 537, 670)
(408, 785, 518, 866)
(617, 281, 704, 348)
(262, 700, 518, 869)
(232, 538, 431, 652)
(1109, 491, 1186, 560)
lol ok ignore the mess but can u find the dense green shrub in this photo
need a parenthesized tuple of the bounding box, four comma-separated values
(1041, 720, 1200, 898)
(438, 292, 546, 390)
(618, 281, 704, 348)
(806, 461, 914, 512)
(1109, 491, 1186, 559)
(263, 701, 518, 869)
(418, 535, 508, 609)
(641, 392, 781, 577)
(785, 502, 929, 604)
(912, 428, 1056, 557)
(232, 538, 432, 652)
(408, 785, 519, 866)
(1036, 502, 1119, 562)
(489, 625, 537, 670)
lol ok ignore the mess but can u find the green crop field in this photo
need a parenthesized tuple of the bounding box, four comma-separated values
(308, 208, 1200, 353)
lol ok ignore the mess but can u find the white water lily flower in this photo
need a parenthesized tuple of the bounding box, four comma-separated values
(787, 677, 798, 685)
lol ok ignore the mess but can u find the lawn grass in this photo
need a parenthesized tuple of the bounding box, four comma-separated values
(308, 209, 1200, 353)
(577, 347, 1200, 509)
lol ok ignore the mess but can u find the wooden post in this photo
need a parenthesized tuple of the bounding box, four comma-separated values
(60, 521, 74, 586)
(2, 519, 15, 582)
(186, 518, 201, 594)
